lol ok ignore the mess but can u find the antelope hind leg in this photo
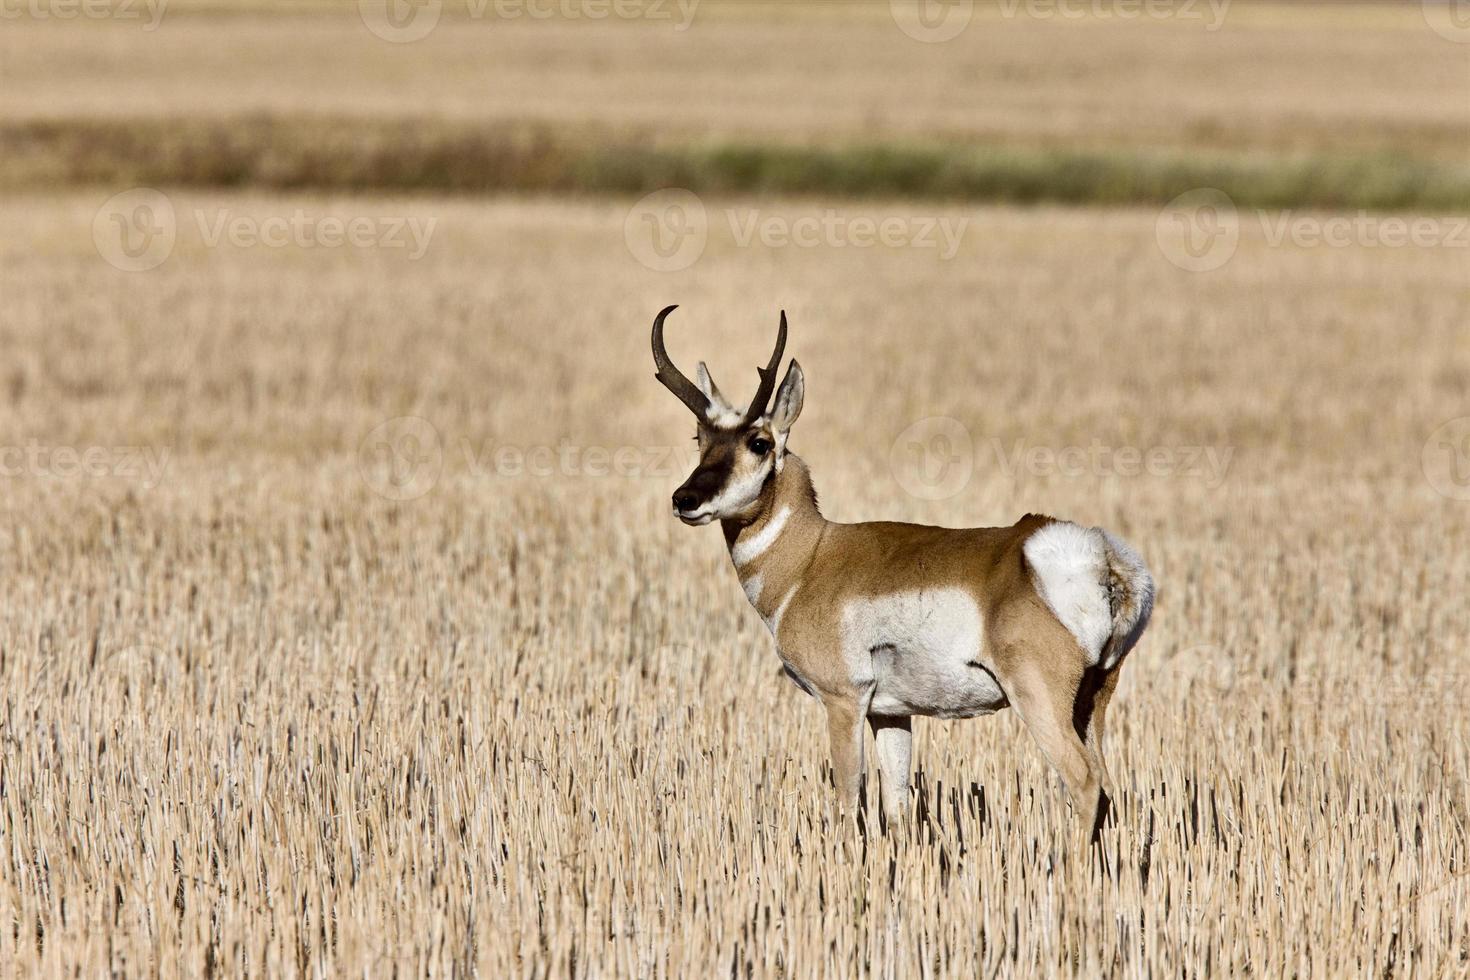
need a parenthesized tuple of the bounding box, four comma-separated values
(1008, 662, 1107, 834)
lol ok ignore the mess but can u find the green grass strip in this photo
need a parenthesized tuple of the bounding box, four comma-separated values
(7, 116, 1467, 211)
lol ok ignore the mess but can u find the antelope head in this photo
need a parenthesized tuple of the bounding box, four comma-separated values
(651, 305, 804, 526)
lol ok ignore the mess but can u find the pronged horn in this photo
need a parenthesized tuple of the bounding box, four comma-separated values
(651, 305, 712, 419)
(740, 311, 788, 426)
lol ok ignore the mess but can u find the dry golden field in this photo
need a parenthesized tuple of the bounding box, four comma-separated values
(1, 189, 1467, 975)
(3, 1, 1470, 976)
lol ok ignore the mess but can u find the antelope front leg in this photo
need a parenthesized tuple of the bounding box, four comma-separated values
(868, 714, 912, 827)
(824, 698, 867, 810)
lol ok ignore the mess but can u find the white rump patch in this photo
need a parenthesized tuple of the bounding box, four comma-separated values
(1023, 522, 1112, 664)
(732, 506, 789, 566)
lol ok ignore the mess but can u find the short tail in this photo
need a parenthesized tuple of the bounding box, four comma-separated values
(1098, 530, 1154, 670)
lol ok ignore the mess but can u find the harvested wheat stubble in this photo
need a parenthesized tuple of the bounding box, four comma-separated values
(0, 194, 1466, 975)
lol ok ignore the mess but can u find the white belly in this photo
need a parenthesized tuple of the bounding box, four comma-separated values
(842, 588, 1008, 719)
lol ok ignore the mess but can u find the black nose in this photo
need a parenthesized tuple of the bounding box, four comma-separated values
(672, 489, 699, 513)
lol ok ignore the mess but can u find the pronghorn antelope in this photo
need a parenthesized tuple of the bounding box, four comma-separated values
(651, 306, 1155, 831)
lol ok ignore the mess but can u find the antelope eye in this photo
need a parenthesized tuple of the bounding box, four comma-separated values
(748, 436, 773, 456)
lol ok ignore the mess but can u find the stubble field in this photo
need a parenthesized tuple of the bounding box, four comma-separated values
(1, 189, 1467, 975)
(3, 2, 1470, 976)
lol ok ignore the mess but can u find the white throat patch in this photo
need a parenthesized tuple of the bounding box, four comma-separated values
(732, 506, 790, 567)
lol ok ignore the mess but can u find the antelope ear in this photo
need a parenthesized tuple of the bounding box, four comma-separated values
(696, 361, 732, 410)
(770, 360, 804, 433)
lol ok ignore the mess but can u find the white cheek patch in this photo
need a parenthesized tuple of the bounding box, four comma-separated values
(732, 506, 789, 567)
(698, 457, 772, 517)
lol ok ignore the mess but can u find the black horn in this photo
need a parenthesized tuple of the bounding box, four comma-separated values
(740, 311, 788, 426)
(651, 305, 712, 419)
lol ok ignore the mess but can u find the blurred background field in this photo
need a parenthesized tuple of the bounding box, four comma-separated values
(1, 2, 1468, 976)
(3, 1, 1468, 204)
